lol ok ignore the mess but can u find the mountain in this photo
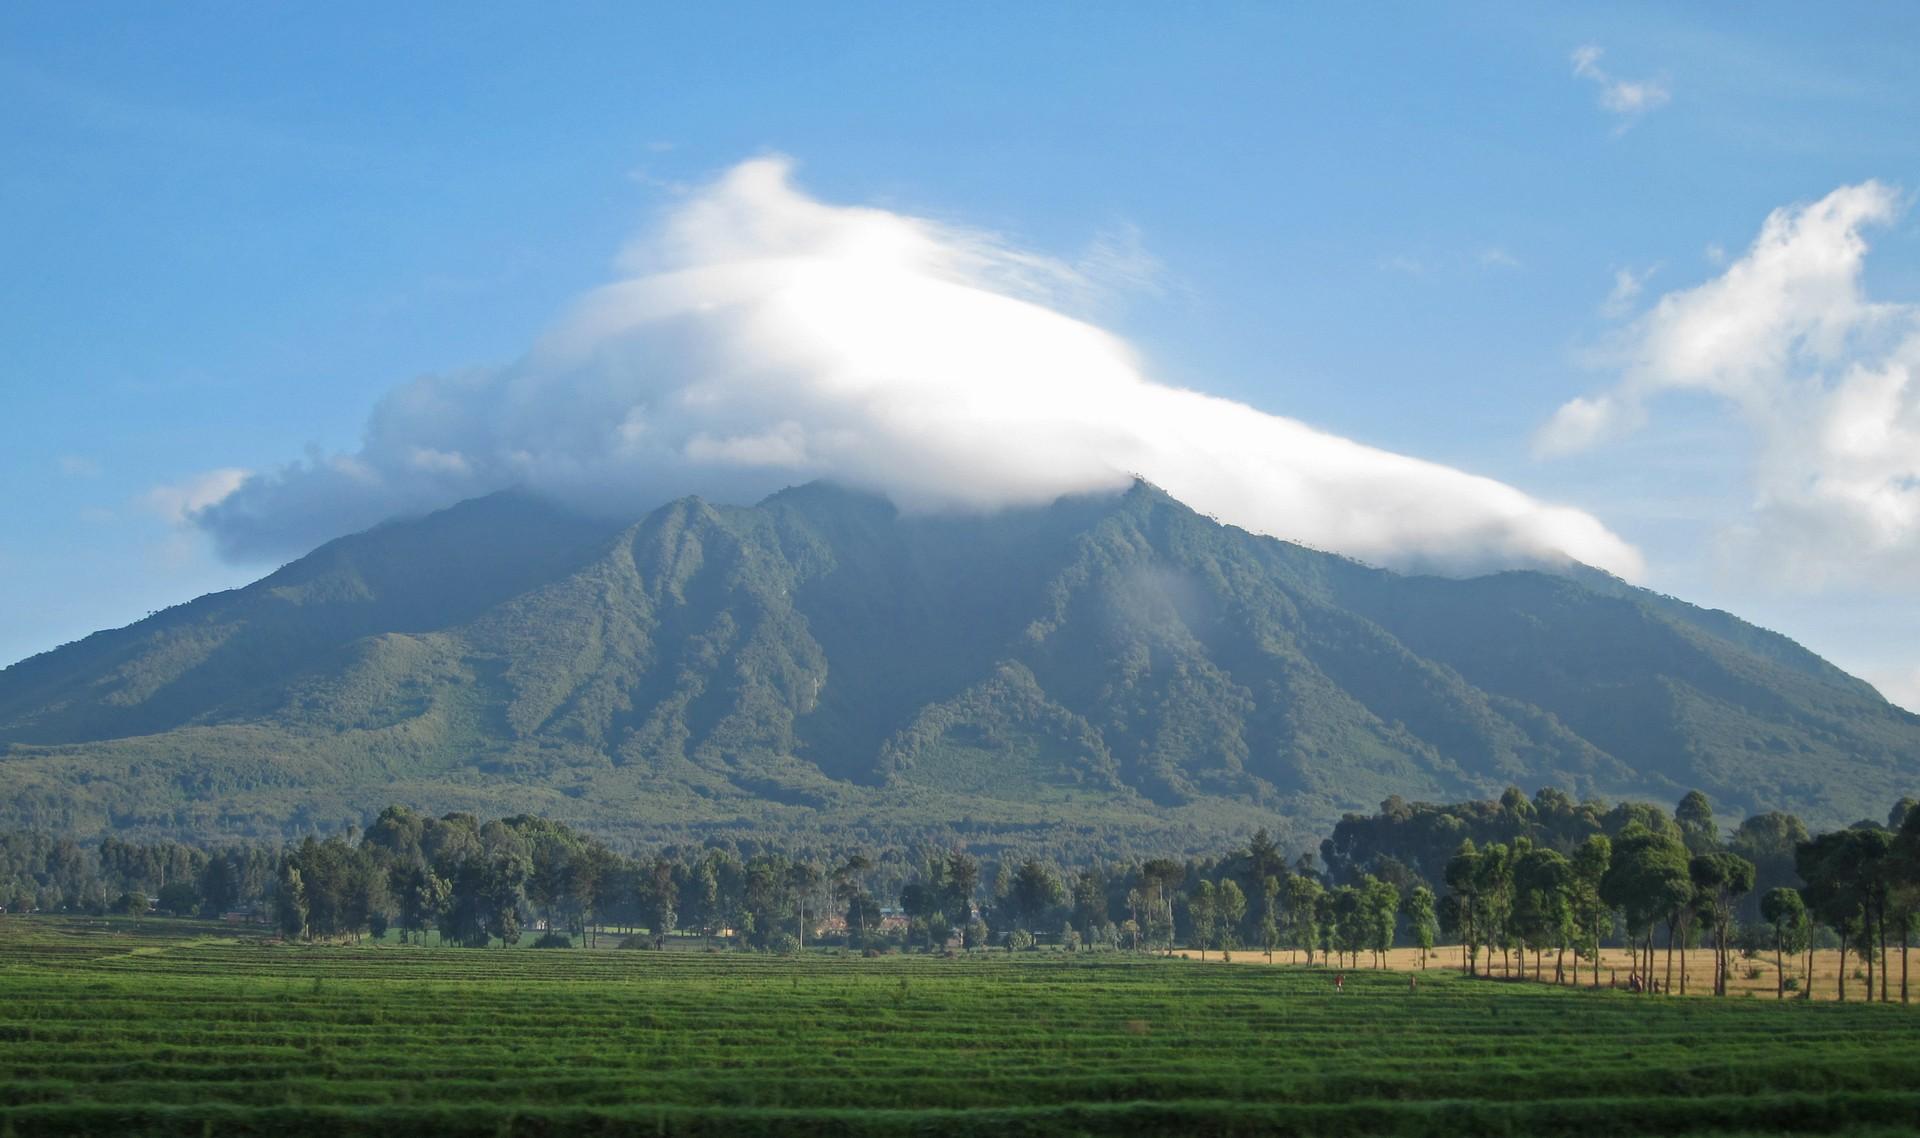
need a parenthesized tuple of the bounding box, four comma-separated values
(2, 481, 1916, 847)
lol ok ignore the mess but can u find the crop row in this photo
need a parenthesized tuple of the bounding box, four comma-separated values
(5, 922, 1920, 1136)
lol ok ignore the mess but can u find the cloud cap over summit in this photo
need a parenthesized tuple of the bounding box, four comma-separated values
(192, 158, 1642, 580)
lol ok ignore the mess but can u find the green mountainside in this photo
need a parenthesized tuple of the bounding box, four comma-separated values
(2, 481, 1915, 846)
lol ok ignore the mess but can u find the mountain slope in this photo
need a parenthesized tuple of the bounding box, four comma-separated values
(2, 481, 1915, 843)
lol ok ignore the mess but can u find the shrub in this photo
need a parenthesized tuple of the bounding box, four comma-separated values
(767, 931, 800, 956)
(530, 932, 572, 949)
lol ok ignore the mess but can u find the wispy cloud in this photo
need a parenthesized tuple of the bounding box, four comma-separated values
(1571, 45, 1671, 130)
(57, 455, 102, 478)
(1600, 265, 1659, 319)
(1479, 247, 1522, 270)
(142, 468, 250, 525)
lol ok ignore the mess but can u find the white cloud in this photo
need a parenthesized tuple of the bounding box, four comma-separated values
(1479, 247, 1522, 270)
(143, 468, 250, 525)
(57, 455, 102, 478)
(192, 157, 1643, 580)
(1601, 265, 1658, 319)
(1538, 181, 1920, 588)
(1571, 45, 1671, 127)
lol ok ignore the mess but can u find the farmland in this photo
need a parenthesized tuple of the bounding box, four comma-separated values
(1174, 947, 1913, 1003)
(4, 918, 1920, 1136)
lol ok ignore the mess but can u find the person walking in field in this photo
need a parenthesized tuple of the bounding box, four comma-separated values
(1334, 972, 1344, 994)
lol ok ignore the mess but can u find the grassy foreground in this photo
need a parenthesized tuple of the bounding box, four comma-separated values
(3, 918, 1920, 1137)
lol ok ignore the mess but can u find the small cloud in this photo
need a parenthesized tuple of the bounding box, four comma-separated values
(142, 468, 250, 525)
(1571, 44, 1671, 129)
(78, 506, 118, 524)
(628, 166, 689, 194)
(1381, 255, 1427, 276)
(1534, 393, 1637, 459)
(647, 140, 676, 153)
(1478, 247, 1522, 270)
(1704, 243, 1726, 265)
(1601, 264, 1659, 318)
(57, 455, 102, 478)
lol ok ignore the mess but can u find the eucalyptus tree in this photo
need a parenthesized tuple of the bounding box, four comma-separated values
(1285, 873, 1324, 964)
(1759, 887, 1810, 999)
(1258, 875, 1282, 962)
(1570, 835, 1612, 988)
(1513, 846, 1574, 982)
(1676, 791, 1720, 856)
(1473, 842, 1514, 977)
(1071, 868, 1108, 946)
(1188, 880, 1219, 960)
(1797, 828, 1892, 1001)
(1444, 840, 1481, 976)
(1402, 884, 1437, 969)
(1359, 876, 1399, 967)
(1690, 851, 1756, 996)
(1602, 824, 1691, 994)
(1216, 879, 1248, 954)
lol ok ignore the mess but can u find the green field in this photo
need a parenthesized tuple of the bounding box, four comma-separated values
(3, 918, 1919, 1136)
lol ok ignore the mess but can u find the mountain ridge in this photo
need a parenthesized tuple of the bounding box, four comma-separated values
(2, 480, 1914, 844)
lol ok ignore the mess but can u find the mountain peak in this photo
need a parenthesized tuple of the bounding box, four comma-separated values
(2, 483, 1914, 841)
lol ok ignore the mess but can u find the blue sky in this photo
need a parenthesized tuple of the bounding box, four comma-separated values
(5, 3, 1920, 707)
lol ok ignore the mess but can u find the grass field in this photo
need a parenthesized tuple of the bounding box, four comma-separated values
(4, 918, 1920, 1136)
(1173, 947, 1917, 1003)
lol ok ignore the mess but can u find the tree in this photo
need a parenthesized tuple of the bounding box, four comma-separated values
(1676, 791, 1720, 855)
(1282, 874, 1322, 964)
(1403, 885, 1437, 968)
(1009, 859, 1064, 934)
(1189, 880, 1217, 960)
(1759, 887, 1809, 1000)
(1258, 875, 1282, 962)
(1570, 835, 1612, 988)
(115, 890, 148, 919)
(1444, 840, 1481, 975)
(1797, 828, 1892, 1001)
(276, 865, 308, 941)
(845, 891, 884, 949)
(1895, 807, 1920, 1004)
(1071, 869, 1108, 946)
(1140, 859, 1184, 955)
(154, 881, 199, 917)
(788, 861, 822, 949)
(1602, 824, 1691, 994)
(1216, 879, 1248, 953)
(1513, 847, 1574, 982)
(1473, 843, 1515, 977)
(1690, 851, 1756, 996)
(1358, 876, 1399, 967)
(1328, 885, 1362, 968)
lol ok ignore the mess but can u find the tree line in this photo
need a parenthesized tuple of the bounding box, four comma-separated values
(3, 789, 1916, 1001)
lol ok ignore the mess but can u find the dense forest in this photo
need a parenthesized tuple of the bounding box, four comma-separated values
(4, 787, 1917, 1000)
